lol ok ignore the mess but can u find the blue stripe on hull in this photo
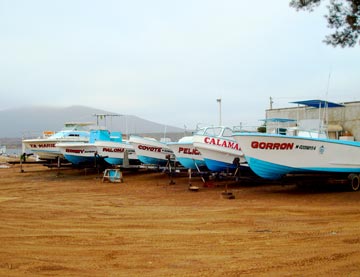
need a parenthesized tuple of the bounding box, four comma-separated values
(246, 157, 299, 180)
(138, 155, 168, 166)
(104, 157, 123, 165)
(177, 157, 207, 170)
(64, 155, 95, 165)
(204, 158, 237, 172)
(246, 156, 360, 180)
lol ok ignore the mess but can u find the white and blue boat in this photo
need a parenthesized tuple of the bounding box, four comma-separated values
(192, 126, 245, 172)
(95, 132, 140, 166)
(129, 135, 175, 166)
(57, 129, 110, 165)
(233, 100, 360, 190)
(22, 122, 92, 160)
(167, 134, 207, 170)
(57, 129, 138, 166)
(233, 132, 360, 180)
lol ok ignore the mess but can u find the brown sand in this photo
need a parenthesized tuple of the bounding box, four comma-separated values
(0, 160, 360, 276)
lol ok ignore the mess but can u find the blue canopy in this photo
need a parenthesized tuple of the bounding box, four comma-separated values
(260, 118, 296, 123)
(290, 99, 344, 108)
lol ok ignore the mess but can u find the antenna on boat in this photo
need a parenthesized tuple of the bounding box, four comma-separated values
(216, 98, 222, 125)
(124, 115, 128, 139)
(324, 67, 332, 135)
(163, 125, 167, 140)
(92, 113, 123, 129)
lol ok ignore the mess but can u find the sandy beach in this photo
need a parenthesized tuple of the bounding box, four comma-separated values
(0, 159, 360, 276)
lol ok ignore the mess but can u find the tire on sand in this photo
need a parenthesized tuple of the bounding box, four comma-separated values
(348, 174, 360, 191)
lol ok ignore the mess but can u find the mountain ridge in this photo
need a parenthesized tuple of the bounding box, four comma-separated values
(0, 105, 185, 138)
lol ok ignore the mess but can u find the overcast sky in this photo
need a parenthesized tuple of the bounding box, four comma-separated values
(1, 1, 359, 130)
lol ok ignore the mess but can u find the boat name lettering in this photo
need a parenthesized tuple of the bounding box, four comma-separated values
(251, 141, 294, 150)
(102, 147, 125, 153)
(30, 143, 56, 148)
(204, 137, 241, 151)
(296, 145, 316, 150)
(178, 147, 200, 155)
(66, 149, 84, 154)
(138, 145, 162, 152)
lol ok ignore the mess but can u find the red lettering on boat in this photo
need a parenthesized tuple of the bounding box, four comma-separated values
(251, 141, 294, 150)
(35, 143, 56, 148)
(179, 147, 200, 155)
(65, 149, 84, 154)
(204, 137, 241, 151)
(138, 145, 162, 152)
(102, 147, 125, 153)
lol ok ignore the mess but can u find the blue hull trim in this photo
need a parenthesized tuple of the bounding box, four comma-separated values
(246, 157, 299, 180)
(104, 157, 123, 166)
(138, 155, 167, 166)
(177, 157, 207, 170)
(247, 156, 360, 180)
(204, 158, 236, 172)
(64, 155, 95, 165)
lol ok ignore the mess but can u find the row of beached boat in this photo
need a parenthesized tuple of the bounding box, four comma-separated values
(22, 124, 243, 172)
(22, 100, 360, 190)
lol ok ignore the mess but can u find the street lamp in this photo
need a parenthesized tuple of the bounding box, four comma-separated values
(216, 98, 222, 125)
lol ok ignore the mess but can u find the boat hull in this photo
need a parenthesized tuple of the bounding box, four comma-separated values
(129, 136, 175, 166)
(57, 142, 98, 165)
(233, 133, 360, 180)
(192, 135, 244, 172)
(167, 139, 207, 170)
(22, 123, 91, 160)
(95, 141, 139, 166)
(22, 138, 89, 160)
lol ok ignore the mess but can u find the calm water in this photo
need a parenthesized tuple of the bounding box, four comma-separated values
(3, 147, 22, 156)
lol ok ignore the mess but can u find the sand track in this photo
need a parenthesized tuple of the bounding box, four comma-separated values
(1, 161, 360, 276)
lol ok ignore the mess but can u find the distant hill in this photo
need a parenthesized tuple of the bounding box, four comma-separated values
(0, 105, 186, 139)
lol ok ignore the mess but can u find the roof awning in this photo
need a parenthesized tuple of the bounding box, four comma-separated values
(261, 118, 297, 123)
(290, 99, 344, 108)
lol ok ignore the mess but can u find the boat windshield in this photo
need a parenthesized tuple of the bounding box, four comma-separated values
(193, 127, 206, 135)
(62, 124, 91, 132)
(222, 128, 233, 137)
(51, 131, 89, 139)
(204, 127, 223, 137)
(194, 126, 234, 137)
